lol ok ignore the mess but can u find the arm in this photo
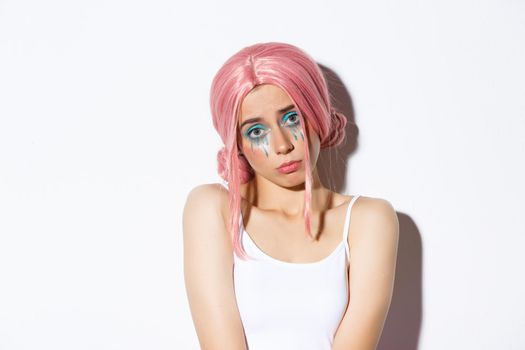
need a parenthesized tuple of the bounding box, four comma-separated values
(183, 184, 248, 350)
(332, 197, 399, 350)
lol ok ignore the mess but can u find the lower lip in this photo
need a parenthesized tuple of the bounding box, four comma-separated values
(277, 161, 302, 174)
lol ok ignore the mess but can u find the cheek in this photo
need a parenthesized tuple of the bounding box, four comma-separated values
(286, 125, 305, 141)
(243, 147, 269, 171)
(242, 135, 271, 160)
(245, 149, 267, 164)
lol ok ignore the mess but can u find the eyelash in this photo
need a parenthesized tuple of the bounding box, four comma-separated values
(245, 111, 300, 140)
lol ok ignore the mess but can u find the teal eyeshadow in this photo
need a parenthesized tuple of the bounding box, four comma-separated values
(244, 111, 298, 138)
(282, 111, 298, 124)
(244, 124, 265, 138)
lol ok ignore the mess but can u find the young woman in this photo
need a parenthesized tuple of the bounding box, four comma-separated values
(183, 42, 399, 350)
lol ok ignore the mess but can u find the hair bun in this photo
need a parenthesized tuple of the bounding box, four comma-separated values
(217, 146, 254, 184)
(320, 109, 347, 148)
(216, 147, 229, 181)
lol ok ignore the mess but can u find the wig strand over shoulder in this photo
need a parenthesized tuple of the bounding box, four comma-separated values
(209, 42, 347, 261)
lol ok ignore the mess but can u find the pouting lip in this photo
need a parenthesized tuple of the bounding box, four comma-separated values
(277, 160, 301, 169)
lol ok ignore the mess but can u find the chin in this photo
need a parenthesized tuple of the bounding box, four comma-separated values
(274, 172, 306, 188)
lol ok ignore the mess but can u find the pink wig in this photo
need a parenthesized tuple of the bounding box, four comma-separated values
(210, 42, 347, 261)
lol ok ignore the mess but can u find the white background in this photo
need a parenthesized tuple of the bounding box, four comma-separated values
(1, 0, 524, 349)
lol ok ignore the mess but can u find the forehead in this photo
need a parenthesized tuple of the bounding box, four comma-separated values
(239, 84, 293, 123)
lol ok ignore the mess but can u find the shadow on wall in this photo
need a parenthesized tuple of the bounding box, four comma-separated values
(318, 65, 423, 350)
(316, 64, 358, 194)
(377, 214, 422, 350)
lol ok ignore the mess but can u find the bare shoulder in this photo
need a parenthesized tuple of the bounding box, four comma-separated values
(184, 182, 230, 220)
(348, 195, 399, 248)
(184, 183, 228, 208)
(352, 195, 397, 222)
(332, 195, 399, 349)
(182, 182, 232, 259)
(182, 183, 247, 348)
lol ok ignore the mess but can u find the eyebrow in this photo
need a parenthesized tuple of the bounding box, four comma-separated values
(240, 104, 296, 129)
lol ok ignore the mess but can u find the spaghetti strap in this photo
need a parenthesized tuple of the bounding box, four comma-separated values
(342, 195, 361, 261)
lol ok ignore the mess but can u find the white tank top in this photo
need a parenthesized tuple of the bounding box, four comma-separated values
(223, 183, 361, 350)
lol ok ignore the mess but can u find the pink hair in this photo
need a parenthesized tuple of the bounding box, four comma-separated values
(210, 42, 347, 261)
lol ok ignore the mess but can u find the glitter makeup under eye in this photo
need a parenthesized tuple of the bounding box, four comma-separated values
(281, 111, 303, 141)
(243, 125, 270, 157)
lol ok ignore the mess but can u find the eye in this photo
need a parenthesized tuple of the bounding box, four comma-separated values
(245, 125, 267, 140)
(282, 111, 300, 127)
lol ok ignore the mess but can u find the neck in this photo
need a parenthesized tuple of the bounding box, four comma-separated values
(241, 168, 331, 219)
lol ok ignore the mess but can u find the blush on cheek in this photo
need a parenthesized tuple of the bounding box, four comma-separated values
(242, 148, 267, 172)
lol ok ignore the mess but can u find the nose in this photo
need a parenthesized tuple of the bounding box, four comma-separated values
(273, 127, 294, 155)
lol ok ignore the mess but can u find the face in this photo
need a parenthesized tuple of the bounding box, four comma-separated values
(237, 84, 320, 187)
